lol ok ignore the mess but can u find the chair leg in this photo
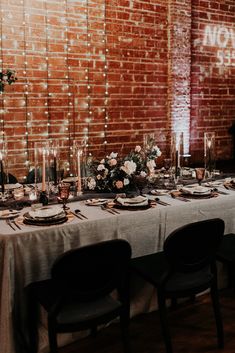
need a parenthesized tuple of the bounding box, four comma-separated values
(26, 287, 39, 353)
(48, 319, 58, 353)
(210, 284, 224, 349)
(120, 309, 131, 353)
(228, 263, 235, 290)
(157, 291, 173, 353)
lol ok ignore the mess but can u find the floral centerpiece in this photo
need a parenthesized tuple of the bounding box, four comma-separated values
(0, 69, 17, 92)
(87, 139, 161, 193)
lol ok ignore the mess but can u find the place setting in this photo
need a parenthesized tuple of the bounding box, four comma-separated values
(0, 209, 22, 231)
(18, 205, 70, 226)
(112, 195, 154, 211)
(223, 178, 235, 191)
(16, 184, 75, 227)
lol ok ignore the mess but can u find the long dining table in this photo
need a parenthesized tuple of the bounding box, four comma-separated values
(1, 182, 235, 353)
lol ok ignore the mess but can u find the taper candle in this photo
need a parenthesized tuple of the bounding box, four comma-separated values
(0, 152, 4, 193)
(42, 149, 46, 192)
(77, 149, 82, 194)
(208, 140, 212, 171)
(53, 151, 57, 185)
(175, 150, 178, 179)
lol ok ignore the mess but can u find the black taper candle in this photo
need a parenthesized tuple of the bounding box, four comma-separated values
(0, 159, 4, 193)
(175, 150, 178, 179)
(53, 156, 57, 185)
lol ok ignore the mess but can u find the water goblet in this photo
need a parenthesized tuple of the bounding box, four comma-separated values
(195, 168, 205, 186)
(58, 183, 70, 210)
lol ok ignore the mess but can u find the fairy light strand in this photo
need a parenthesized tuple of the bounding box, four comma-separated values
(103, 0, 108, 152)
(0, 3, 5, 138)
(22, 0, 30, 169)
(85, 0, 91, 153)
(44, 0, 51, 138)
(64, 0, 73, 170)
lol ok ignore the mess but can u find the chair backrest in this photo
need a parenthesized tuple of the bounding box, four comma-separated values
(51, 239, 132, 301)
(163, 218, 224, 273)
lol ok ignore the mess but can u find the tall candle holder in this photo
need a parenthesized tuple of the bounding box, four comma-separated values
(171, 132, 184, 181)
(204, 132, 216, 178)
(34, 141, 50, 205)
(48, 140, 60, 188)
(0, 138, 8, 199)
(72, 141, 83, 196)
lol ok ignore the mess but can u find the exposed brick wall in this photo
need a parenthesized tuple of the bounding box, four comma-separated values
(0, 0, 234, 180)
(191, 0, 235, 163)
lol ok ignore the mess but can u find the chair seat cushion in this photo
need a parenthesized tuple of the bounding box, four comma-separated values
(57, 296, 122, 325)
(29, 279, 122, 326)
(165, 268, 213, 296)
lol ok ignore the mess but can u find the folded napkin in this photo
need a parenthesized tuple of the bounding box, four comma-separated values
(0, 209, 20, 217)
(181, 186, 210, 195)
(116, 195, 148, 206)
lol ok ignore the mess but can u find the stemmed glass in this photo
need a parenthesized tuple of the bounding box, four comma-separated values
(195, 168, 205, 186)
(58, 183, 70, 211)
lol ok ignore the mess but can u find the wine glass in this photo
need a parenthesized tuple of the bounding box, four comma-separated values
(58, 183, 70, 210)
(195, 168, 205, 186)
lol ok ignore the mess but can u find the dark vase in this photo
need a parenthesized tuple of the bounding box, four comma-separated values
(39, 191, 48, 206)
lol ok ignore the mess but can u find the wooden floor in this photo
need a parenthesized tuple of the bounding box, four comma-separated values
(60, 289, 235, 353)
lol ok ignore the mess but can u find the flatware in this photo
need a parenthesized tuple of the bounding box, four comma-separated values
(100, 205, 117, 215)
(171, 194, 191, 202)
(74, 209, 88, 219)
(6, 219, 16, 231)
(69, 210, 83, 220)
(155, 198, 171, 206)
(11, 219, 21, 230)
(212, 188, 229, 195)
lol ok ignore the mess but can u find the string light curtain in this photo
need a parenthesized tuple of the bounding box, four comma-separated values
(22, 0, 30, 172)
(0, 2, 5, 140)
(102, 0, 109, 153)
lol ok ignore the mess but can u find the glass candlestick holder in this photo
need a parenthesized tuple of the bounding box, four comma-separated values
(204, 132, 216, 177)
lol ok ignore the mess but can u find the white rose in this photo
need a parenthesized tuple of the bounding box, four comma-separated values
(97, 163, 105, 171)
(120, 160, 137, 175)
(100, 159, 105, 164)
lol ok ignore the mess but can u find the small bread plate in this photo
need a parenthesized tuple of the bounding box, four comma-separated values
(0, 209, 20, 219)
(85, 198, 110, 206)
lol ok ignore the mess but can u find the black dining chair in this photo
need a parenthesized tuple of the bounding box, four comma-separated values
(131, 218, 225, 353)
(26, 239, 132, 353)
(216, 233, 235, 289)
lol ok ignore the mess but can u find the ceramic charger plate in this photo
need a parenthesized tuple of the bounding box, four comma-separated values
(114, 195, 152, 210)
(23, 205, 68, 226)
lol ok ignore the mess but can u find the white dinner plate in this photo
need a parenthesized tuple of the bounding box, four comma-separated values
(28, 206, 64, 219)
(181, 185, 211, 196)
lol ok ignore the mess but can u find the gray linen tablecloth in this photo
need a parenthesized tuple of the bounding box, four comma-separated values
(1, 188, 235, 353)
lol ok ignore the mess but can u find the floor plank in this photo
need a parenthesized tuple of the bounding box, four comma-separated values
(60, 289, 235, 353)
